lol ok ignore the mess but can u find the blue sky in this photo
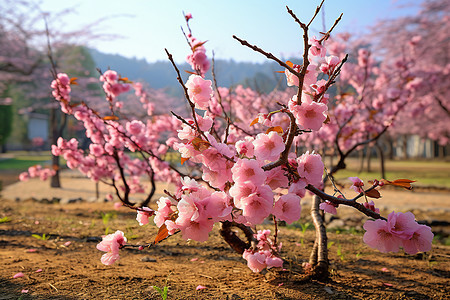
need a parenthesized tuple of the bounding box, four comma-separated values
(38, 0, 421, 63)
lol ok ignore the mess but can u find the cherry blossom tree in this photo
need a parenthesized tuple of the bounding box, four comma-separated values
(21, 1, 434, 281)
(370, 0, 450, 148)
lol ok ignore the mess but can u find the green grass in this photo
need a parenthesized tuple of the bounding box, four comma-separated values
(330, 158, 450, 188)
(0, 154, 52, 171)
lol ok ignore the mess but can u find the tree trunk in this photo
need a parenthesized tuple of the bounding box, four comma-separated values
(376, 142, 386, 179)
(386, 135, 394, 160)
(219, 221, 256, 254)
(50, 108, 61, 188)
(358, 148, 364, 173)
(402, 135, 408, 160)
(439, 145, 445, 159)
(366, 146, 372, 173)
(309, 182, 329, 280)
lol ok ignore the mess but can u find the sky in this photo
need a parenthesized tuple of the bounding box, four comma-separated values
(37, 0, 421, 63)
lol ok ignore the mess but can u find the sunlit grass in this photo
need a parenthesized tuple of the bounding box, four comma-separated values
(0, 154, 52, 171)
(330, 158, 450, 188)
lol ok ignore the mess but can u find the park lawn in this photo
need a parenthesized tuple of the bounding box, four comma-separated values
(0, 153, 52, 171)
(331, 158, 450, 188)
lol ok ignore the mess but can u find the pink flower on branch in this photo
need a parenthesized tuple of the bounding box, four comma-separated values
(272, 193, 302, 224)
(185, 75, 213, 110)
(402, 225, 433, 255)
(136, 207, 155, 226)
(231, 158, 266, 186)
(289, 96, 328, 131)
(308, 36, 326, 59)
(363, 211, 433, 255)
(96, 230, 127, 265)
(253, 131, 285, 162)
(349, 176, 364, 193)
(363, 219, 402, 253)
(319, 200, 338, 215)
(296, 152, 324, 187)
(363, 200, 380, 214)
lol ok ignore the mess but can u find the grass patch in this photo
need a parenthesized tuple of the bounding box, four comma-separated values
(0, 155, 52, 171)
(330, 158, 450, 188)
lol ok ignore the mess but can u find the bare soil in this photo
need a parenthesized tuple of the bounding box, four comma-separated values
(0, 174, 449, 299)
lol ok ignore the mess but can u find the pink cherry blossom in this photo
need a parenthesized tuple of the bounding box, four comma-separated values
(96, 230, 127, 265)
(240, 184, 273, 225)
(176, 217, 214, 242)
(126, 120, 145, 135)
(320, 55, 340, 74)
(349, 177, 364, 193)
(289, 99, 328, 131)
(235, 137, 255, 158)
(363, 200, 380, 214)
(272, 193, 302, 224)
(402, 225, 433, 255)
(319, 201, 338, 215)
(231, 158, 266, 186)
(297, 152, 324, 186)
(243, 250, 267, 273)
(229, 180, 258, 208)
(265, 166, 288, 190)
(136, 207, 155, 226)
(265, 254, 283, 269)
(288, 179, 307, 198)
(388, 211, 420, 240)
(201, 165, 232, 190)
(185, 74, 213, 110)
(363, 219, 402, 253)
(100, 70, 118, 83)
(154, 197, 176, 228)
(253, 131, 285, 162)
(19, 172, 29, 181)
(308, 36, 326, 58)
(255, 113, 273, 127)
(202, 191, 232, 222)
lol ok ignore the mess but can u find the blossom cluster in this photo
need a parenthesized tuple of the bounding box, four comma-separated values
(363, 211, 433, 255)
(50, 73, 72, 114)
(100, 70, 131, 101)
(185, 16, 210, 77)
(47, 72, 182, 196)
(96, 230, 127, 265)
(44, 12, 435, 275)
(19, 165, 56, 182)
(243, 230, 283, 272)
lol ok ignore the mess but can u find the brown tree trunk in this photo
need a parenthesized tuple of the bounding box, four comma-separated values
(402, 135, 408, 160)
(366, 146, 372, 173)
(358, 148, 365, 173)
(309, 182, 329, 280)
(219, 221, 256, 254)
(376, 142, 386, 179)
(50, 108, 61, 188)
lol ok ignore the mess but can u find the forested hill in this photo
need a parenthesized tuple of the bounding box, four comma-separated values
(88, 48, 291, 95)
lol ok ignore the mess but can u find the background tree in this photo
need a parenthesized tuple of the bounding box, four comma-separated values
(371, 0, 450, 149)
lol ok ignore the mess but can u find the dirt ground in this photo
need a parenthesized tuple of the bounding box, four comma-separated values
(1, 173, 450, 299)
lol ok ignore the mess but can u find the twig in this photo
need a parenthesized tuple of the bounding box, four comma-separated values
(306, 184, 386, 220)
(165, 48, 206, 140)
(232, 35, 300, 77)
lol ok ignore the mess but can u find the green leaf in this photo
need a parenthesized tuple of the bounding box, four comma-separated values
(327, 241, 334, 249)
(0, 216, 11, 223)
